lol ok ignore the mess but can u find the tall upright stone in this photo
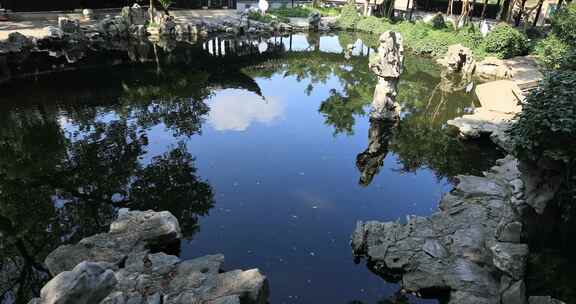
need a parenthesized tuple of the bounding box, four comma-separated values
(368, 31, 404, 120)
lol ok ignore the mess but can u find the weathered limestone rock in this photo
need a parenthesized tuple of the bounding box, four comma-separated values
(502, 280, 527, 304)
(45, 210, 182, 276)
(34, 210, 269, 304)
(491, 243, 528, 279)
(368, 31, 404, 120)
(437, 44, 476, 75)
(308, 11, 321, 31)
(0, 32, 35, 55)
(38, 261, 117, 304)
(351, 156, 532, 303)
(98, 16, 129, 37)
(121, 4, 148, 26)
(58, 17, 81, 35)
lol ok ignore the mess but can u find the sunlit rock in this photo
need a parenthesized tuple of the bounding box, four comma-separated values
(35, 210, 269, 304)
(351, 155, 535, 303)
(39, 262, 117, 304)
(45, 210, 182, 276)
(308, 11, 321, 31)
(437, 44, 476, 76)
(368, 31, 404, 120)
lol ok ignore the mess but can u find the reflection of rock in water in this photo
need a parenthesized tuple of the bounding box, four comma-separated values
(368, 31, 404, 120)
(356, 118, 396, 186)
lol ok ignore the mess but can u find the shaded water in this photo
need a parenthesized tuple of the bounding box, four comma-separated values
(0, 33, 501, 303)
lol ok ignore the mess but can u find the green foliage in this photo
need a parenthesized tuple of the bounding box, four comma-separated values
(550, 2, 576, 46)
(508, 68, 576, 160)
(247, 11, 290, 23)
(535, 34, 570, 69)
(337, 13, 489, 58)
(482, 23, 529, 59)
(158, 0, 172, 10)
(356, 15, 390, 33)
(337, 3, 361, 29)
(270, 4, 340, 17)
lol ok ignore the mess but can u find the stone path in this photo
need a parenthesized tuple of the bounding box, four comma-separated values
(447, 55, 543, 150)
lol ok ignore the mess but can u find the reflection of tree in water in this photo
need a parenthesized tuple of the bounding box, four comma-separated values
(247, 32, 501, 181)
(0, 48, 246, 301)
(0, 104, 215, 301)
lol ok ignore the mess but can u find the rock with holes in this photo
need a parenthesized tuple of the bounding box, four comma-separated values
(121, 4, 148, 26)
(438, 44, 476, 75)
(368, 31, 404, 120)
(351, 155, 536, 303)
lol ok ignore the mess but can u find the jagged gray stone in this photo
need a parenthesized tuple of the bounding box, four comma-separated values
(37, 261, 117, 304)
(32, 210, 269, 304)
(45, 210, 182, 276)
(351, 156, 531, 303)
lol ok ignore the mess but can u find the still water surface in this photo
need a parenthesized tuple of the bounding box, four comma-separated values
(0, 33, 501, 303)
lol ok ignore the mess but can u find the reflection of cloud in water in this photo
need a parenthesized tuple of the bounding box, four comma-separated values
(208, 89, 284, 131)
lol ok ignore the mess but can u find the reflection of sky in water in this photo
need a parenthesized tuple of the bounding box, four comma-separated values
(207, 89, 285, 132)
(0, 33, 494, 304)
(143, 72, 446, 304)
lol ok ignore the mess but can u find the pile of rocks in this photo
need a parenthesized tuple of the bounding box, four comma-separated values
(351, 156, 563, 304)
(29, 210, 269, 304)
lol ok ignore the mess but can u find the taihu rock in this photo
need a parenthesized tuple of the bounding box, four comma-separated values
(368, 31, 404, 120)
(351, 156, 532, 303)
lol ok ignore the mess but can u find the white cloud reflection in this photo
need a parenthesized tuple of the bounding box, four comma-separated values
(207, 89, 284, 131)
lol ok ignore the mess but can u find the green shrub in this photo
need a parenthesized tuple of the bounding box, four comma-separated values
(269, 6, 311, 17)
(337, 3, 361, 29)
(535, 34, 570, 69)
(457, 24, 483, 48)
(508, 68, 576, 160)
(429, 12, 447, 29)
(356, 15, 389, 33)
(551, 3, 576, 46)
(482, 23, 529, 58)
(559, 49, 576, 70)
(247, 11, 290, 23)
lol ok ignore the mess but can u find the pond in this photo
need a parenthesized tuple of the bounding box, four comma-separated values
(0, 32, 502, 303)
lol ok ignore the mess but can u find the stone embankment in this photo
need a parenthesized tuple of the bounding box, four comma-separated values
(352, 156, 562, 304)
(28, 210, 269, 304)
(0, 5, 337, 53)
(352, 42, 563, 304)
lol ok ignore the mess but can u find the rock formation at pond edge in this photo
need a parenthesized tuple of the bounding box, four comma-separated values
(368, 31, 404, 121)
(351, 155, 564, 304)
(28, 210, 269, 304)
